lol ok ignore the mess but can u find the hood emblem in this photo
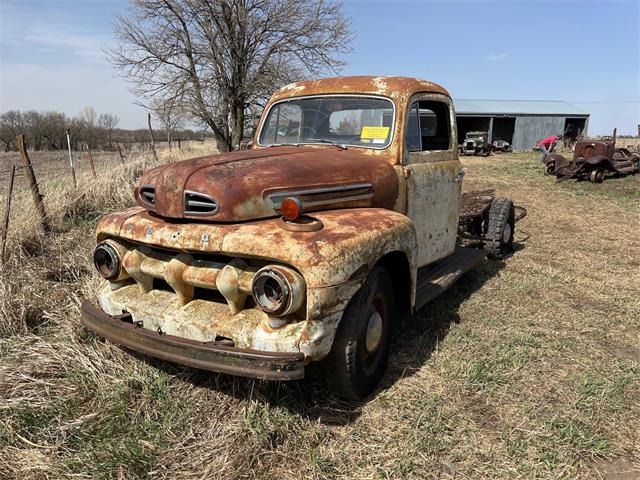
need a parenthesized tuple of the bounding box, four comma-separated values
(184, 191, 219, 216)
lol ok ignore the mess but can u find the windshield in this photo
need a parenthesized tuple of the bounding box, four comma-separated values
(258, 96, 395, 149)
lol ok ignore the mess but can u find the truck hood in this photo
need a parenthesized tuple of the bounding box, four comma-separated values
(134, 146, 399, 222)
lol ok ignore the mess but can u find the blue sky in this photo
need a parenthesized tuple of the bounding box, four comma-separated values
(1, 0, 638, 134)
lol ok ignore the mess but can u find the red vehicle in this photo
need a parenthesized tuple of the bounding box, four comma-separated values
(544, 129, 640, 183)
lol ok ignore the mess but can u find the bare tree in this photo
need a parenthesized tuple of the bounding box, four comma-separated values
(80, 106, 98, 148)
(109, 0, 353, 152)
(98, 113, 120, 149)
(0, 111, 26, 150)
(41, 111, 68, 150)
(151, 98, 185, 148)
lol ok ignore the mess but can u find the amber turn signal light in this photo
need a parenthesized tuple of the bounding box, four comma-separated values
(280, 197, 303, 221)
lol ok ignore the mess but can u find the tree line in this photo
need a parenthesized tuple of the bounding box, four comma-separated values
(0, 107, 204, 152)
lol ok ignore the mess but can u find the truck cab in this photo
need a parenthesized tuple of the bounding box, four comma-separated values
(82, 76, 507, 399)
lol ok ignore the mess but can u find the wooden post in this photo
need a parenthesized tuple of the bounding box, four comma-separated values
(16, 134, 49, 233)
(116, 142, 126, 165)
(86, 145, 97, 178)
(1, 165, 16, 263)
(65, 128, 77, 188)
(147, 112, 158, 162)
(177, 137, 181, 149)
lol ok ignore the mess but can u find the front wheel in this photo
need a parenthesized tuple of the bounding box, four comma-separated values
(589, 168, 605, 183)
(323, 266, 396, 400)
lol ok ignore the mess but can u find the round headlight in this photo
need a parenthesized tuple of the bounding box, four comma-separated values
(252, 266, 305, 317)
(93, 242, 121, 280)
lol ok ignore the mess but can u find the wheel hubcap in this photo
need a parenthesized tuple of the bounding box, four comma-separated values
(502, 223, 512, 243)
(365, 310, 383, 353)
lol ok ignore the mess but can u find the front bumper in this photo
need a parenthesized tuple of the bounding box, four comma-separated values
(81, 301, 305, 380)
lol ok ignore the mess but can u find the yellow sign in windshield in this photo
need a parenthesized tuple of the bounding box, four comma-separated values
(360, 126, 390, 141)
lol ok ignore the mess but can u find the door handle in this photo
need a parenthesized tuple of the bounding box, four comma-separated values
(454, 169, 465, 182)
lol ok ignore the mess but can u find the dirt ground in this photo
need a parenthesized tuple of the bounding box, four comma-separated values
(0, 149, 638, 479)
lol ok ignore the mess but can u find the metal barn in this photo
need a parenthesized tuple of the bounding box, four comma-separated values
(453, 100, 590, 152)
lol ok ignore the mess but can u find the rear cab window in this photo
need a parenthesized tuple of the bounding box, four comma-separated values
(405, 100, 451, 152)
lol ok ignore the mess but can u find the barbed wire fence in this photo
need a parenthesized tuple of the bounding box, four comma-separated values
(0, 132, 211, 265)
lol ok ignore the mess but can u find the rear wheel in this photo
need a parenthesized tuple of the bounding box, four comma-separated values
(589, 168, 605, 183)
(483, 197, 515, 260)
(324, 266, 396, 400)
(544, 163, 555, 176)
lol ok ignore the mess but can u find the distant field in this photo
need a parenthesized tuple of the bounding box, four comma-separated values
(0, 140, 217, 201)
(0, 149, 638, 479)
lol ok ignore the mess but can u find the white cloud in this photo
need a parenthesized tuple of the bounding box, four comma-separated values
(485, 53, 509, 62)
(2, 23, 110, 63)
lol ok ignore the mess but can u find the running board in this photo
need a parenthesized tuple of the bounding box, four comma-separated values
(415, 247, 486, 311)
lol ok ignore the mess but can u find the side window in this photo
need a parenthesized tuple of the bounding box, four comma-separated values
(405, 100, 451, 151)
(260, 103, 302, 144)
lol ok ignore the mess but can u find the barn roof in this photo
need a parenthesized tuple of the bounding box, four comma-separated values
(454, 99, 588, 116)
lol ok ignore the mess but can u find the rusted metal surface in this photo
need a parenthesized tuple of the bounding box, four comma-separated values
(97, 207, 417, 290)
(84, 75, 515, 378)
(267, 76, 449, 105)
(545, 128, 640, 182)
(94, 207, 417, 360)
(135, 146, 399, 221)
(459, 189, 495, 226)
(81, 301, 305, 380)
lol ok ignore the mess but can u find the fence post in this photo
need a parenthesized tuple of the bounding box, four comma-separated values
(16, 134, 49, 233)
(86, 145, 97, 178)
(116, 142, 126, 165)
(147, 113, 158, 162)
(65, 128, 77, 188)
(0, 165, 16, 263)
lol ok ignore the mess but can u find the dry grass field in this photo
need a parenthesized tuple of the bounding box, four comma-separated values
(0, 147, 638, 479)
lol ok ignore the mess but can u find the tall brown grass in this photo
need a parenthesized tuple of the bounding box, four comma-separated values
(0, 149, 638, 479)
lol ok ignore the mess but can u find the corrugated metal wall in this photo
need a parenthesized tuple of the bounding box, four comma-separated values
(512, 116, 566, 151)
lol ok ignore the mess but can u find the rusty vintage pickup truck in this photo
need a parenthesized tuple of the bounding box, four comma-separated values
(82, 76, 517, 399)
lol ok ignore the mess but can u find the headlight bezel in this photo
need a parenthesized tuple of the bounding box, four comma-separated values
(93, 241, 124, 280)
(251, 265, 306, 318)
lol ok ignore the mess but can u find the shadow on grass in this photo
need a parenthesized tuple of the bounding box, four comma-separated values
(124, 257, 509, 426)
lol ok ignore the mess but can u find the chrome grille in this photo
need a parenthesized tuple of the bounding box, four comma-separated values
(268, 183, 374, 211)
(184, 191, 219, 216)
(139, 186, 156, 206)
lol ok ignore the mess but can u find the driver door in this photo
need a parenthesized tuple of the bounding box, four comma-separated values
(403, 94, 462, 267)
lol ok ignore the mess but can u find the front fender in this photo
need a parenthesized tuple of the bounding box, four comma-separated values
(96, 207, 418, 361)
(582, 155, 614, 171)
(98, 207, 418, 289)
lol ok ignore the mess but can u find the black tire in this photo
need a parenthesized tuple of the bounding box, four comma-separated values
(483, 197, 515, 260)
(544, 163, 555, 176)
(323, 266, 396, 400)
(589, 168, 605, 183)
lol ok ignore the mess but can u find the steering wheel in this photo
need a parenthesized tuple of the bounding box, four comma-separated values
(300, 126, 319, 137)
